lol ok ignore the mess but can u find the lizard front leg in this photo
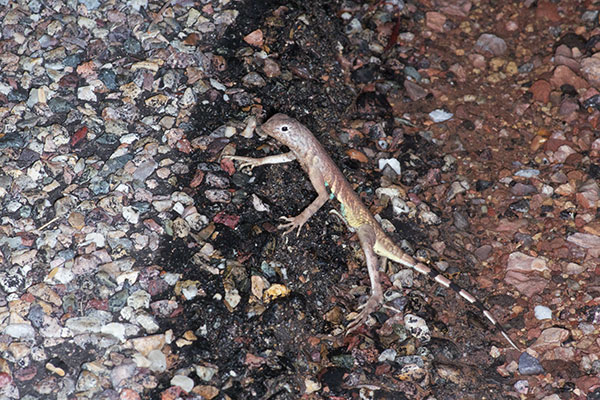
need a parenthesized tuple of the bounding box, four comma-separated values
(347, 223, 383, 334)
(224, 152, 296, 171)
(278, 168, 329, 236)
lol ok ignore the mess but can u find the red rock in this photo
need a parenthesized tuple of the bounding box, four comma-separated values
(20, 292, 35, 302)
(243, 29, 264, 47)
(15, 366, 37, 381)
(555, 44, 572, 58)
(120, 388, 141, 400)
(474, 33, 507, 56)
(87, 298, 108, 310)
(592, 138, 600, 154)
(559, 99, 580, 118)
(507, 251, 548, 272)
(550, 144, 576, 163)
(564, 262, 586, 274)
(404, 80, 427, 100)
(76, 60, 97, 78)
(474, 244, 492, 260)
(494, 219, 527, 232)
(469, 54, 486, 70)
(526, 327, 541, 342)
(576, 180, 600, 209)
(143, 219, 164, 234)
(581, 87, 600, 103)
(70, 126, 88, 146)
(550, 65, 588, 90)
(504, 270, 548, 297)
(555, 182, 575, 196)
(0, 372, 12, 387)
(505, 20, 518, 32)
(375, 363, 391, 375)
(16, 232, 35, 247)
(426, 11, 446, 32)
(575, 375, 600, 394)
(530, 80, 551, 103)
(263, 58, 281, 78)
(449, 63, 466, 81)
(213, 211, 240, 229)
(583, 221, 600, 236)
(554, 54, 580, 73)
(515, 102, 531, 116)
(161, 386, 183, 400)
(581, 55, 600, 88)
(567, 232, 600, 257)
(543, 138, 570, 152)
(176, 138, 192, 154)
(535, 1, 561, 22)
(438, 0, 471, 17)
(567, 232, 600, 248)
(220, 157, 236, 175)
(550, 346, 576, 362)
(190, 169, 205, 188)
(147, 279, 169, 296)
(244, 353, 266, 367)
(531, 327, 569, 348)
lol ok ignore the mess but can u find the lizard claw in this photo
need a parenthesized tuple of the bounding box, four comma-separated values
(223, 155, 259, 171)
(278, 216, 306, 237)
(346, 295, 381, 335)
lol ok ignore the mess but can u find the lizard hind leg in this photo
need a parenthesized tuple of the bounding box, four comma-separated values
(346, 224, 384, 334)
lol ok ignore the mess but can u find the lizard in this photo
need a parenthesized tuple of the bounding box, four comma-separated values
(224, 113, 520, 350)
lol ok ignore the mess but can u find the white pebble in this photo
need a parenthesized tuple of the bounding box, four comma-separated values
(378, 158, 401, 175)
(77, 86, 97, 101)
(148, 349, 167, 372)
(378, 348, 397, 362)
(127, 290, 151, 309)
(404, 314, 430, 343)
(171, 375, 194, 392)
(428, 109, 453, 122)
(534, 305, 552, 320)
(101, 322, 126, 342)
(122, 206, 139, 223)
(195, 365, 217, 381)
(4, 323, 35, 338)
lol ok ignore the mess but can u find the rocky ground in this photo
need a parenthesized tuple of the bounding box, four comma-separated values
(2, 0, 600, 399)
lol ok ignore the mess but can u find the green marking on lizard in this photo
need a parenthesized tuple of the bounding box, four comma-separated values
(325, 181, 336, 200)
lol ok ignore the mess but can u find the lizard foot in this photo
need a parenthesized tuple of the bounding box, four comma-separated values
(278, 215, 307, 237)
(345, 294, 382, 335)
(223, 155, 261, 171)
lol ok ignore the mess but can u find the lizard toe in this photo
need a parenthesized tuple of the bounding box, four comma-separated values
(345, 296, 380, 335)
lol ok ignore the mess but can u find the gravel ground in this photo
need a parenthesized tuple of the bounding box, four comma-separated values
(2, 0, 600, 399)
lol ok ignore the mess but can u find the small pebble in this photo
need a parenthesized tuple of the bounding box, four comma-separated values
(428, 109, 453, 122)
(534, 305, 552, 320)
(514, 379, 529, 394)
(170, 375, 194, 392)
(378, 349, 397, 362)
(4, 323, 36, 339)
(378, 158, 401, 174)
(404, 314, 431, 343)
(518, 352, 544, 375)
(148, 350, 167, 373)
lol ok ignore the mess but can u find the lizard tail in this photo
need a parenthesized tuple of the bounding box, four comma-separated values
(374, 234, 521, 351)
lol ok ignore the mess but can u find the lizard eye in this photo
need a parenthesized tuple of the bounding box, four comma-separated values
(280, 125, 289, 132)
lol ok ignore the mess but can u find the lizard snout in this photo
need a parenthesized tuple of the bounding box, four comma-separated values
(255, 125, 269, 139)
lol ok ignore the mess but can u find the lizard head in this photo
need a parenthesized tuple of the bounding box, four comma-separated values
(259, 113, 297, 143)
